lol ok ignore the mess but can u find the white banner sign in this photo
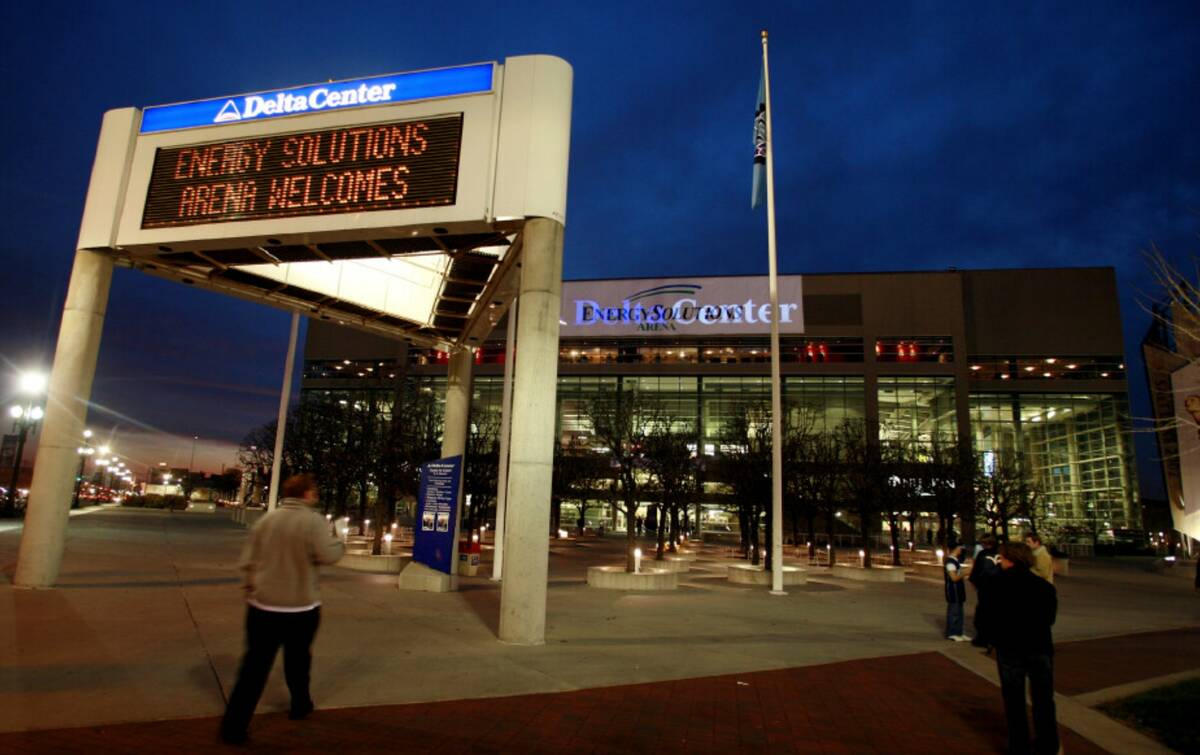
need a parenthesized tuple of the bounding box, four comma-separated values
(1171, 361, 1200, 539)
(560, 275, 804, 338)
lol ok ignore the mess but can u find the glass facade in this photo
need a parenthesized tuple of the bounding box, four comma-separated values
(969, 393, 1137, 531)
(877, 377, 957, 449)
(302, 375, 1139, 531)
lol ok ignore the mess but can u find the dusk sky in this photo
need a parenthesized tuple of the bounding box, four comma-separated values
(0, 2, 1197, 492)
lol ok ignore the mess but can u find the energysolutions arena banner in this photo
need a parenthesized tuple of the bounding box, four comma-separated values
(560, 276, 804, 338)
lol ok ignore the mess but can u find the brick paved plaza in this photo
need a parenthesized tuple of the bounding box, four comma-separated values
(1, 508, 1196, 753)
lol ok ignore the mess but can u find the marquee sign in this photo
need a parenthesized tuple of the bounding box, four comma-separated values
(139, 63, 494, 133)
(141, 115, 463, 228)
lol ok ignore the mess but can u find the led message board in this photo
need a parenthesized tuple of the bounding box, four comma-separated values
(141, 114, 463, 229)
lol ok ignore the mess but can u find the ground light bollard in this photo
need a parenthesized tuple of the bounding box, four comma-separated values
(859, 549, 866, 567)
(383, 533, 393, 555)
(326, 514, 333, 535)
(634, 547, 642, 574)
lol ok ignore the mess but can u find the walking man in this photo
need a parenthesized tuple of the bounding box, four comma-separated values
(943, 542, 971, 641)
(993, 541, 1059, 755)
(220, 474, 345, 744)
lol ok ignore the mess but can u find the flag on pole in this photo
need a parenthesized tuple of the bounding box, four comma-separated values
(751, 70, 767, 208)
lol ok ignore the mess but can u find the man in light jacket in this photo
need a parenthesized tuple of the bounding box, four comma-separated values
(220, 474, 345, 744)
(1025, 533, 1054, 584)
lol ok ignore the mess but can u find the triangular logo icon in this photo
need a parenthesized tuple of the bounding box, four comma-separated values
(214, 100, 242, 123)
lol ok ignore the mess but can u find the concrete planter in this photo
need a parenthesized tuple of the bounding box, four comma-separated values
(230, 507, 265, 527)
(726, 564, 807, 586)
(649, 556, 693, 573)
(909, 561, 945, 579)
(587, 565, 678, 590)
(831, 563, 906, 583)
(338, 551, 412, 574)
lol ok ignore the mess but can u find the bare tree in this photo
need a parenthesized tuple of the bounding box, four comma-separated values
(553, 438, 611, 536)
(585, 389, 665, 572)
(717, 403, 773, 568)
(976, 449, 1022, 540)
(641, 419, 700, 559)
(834, 418, 883, 568)
(880, 441, 923, 565)
(463, 410, 500, 535)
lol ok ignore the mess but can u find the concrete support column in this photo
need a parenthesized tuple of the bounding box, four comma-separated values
(14, 249, 114, 588)
(443, 347, 474, 572)
(499, 218, 563, 645)
(396, 347, 474, 594)
(442, 348, 474, 460)
(398, 346, 473, 593)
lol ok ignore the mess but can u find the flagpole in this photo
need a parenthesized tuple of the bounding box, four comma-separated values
(762, 30, 785, 595)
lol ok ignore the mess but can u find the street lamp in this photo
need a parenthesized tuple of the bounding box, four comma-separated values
(73, 430, 96, 508)
(4, 371, 46, 516)
(188, 434, 198, 499)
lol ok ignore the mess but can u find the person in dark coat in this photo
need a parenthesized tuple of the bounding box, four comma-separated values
(942, 542, 970, 641)
(992, 541, 1059, 755)
(969, 534, 1002, 650)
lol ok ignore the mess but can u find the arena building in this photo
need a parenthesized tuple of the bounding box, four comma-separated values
(301, 266, 1139, 541)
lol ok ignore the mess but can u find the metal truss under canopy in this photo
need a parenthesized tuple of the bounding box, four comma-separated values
(117, 228, 523, 350)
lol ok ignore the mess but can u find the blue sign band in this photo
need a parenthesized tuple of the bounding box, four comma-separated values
(140, 63, 494, 134)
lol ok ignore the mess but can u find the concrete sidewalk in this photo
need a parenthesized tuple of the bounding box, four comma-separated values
(1, 509, 1196, 751)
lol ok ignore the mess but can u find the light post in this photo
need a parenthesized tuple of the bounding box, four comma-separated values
(4, 371, 46, 516)
(188, 434, 198, 500)
(73, 429, 95, 508)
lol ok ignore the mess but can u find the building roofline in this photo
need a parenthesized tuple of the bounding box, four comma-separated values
(562, 265, 1117, 284)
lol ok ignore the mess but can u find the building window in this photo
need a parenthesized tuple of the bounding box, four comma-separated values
(877, 376, 957, 449)
(556, 337, 864, 365)
(875, 336, 954, 363)
(969, 393, 1137, 532)
(967, 356, 1126, 381)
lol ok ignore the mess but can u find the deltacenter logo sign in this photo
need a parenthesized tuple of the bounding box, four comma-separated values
(139, 63, 495, 134)
(562, 275, 805, 338)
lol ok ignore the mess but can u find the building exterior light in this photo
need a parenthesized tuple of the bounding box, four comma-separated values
(970, 365, 981, 371)
(9, 406, 22, 419)
(18, 372, 47, 394)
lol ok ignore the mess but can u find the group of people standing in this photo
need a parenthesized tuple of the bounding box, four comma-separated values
(945, 533, 1060, 755)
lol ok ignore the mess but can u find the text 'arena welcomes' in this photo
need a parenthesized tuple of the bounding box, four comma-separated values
(141, 114, 463, 228)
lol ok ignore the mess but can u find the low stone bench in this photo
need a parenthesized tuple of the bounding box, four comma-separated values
(649, 556, 693, 573)
(338, 551, 412, 574)
(909, 561, 945, 578)
(587, 565, 678, 590)
(831, 563, 906, 583)
(726, 564, 807, 586)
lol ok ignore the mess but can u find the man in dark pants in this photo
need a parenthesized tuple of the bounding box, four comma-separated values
(220, 474, 345, 744)
(969, 534, 1002, 651)
(992, 541, 1059, 755)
